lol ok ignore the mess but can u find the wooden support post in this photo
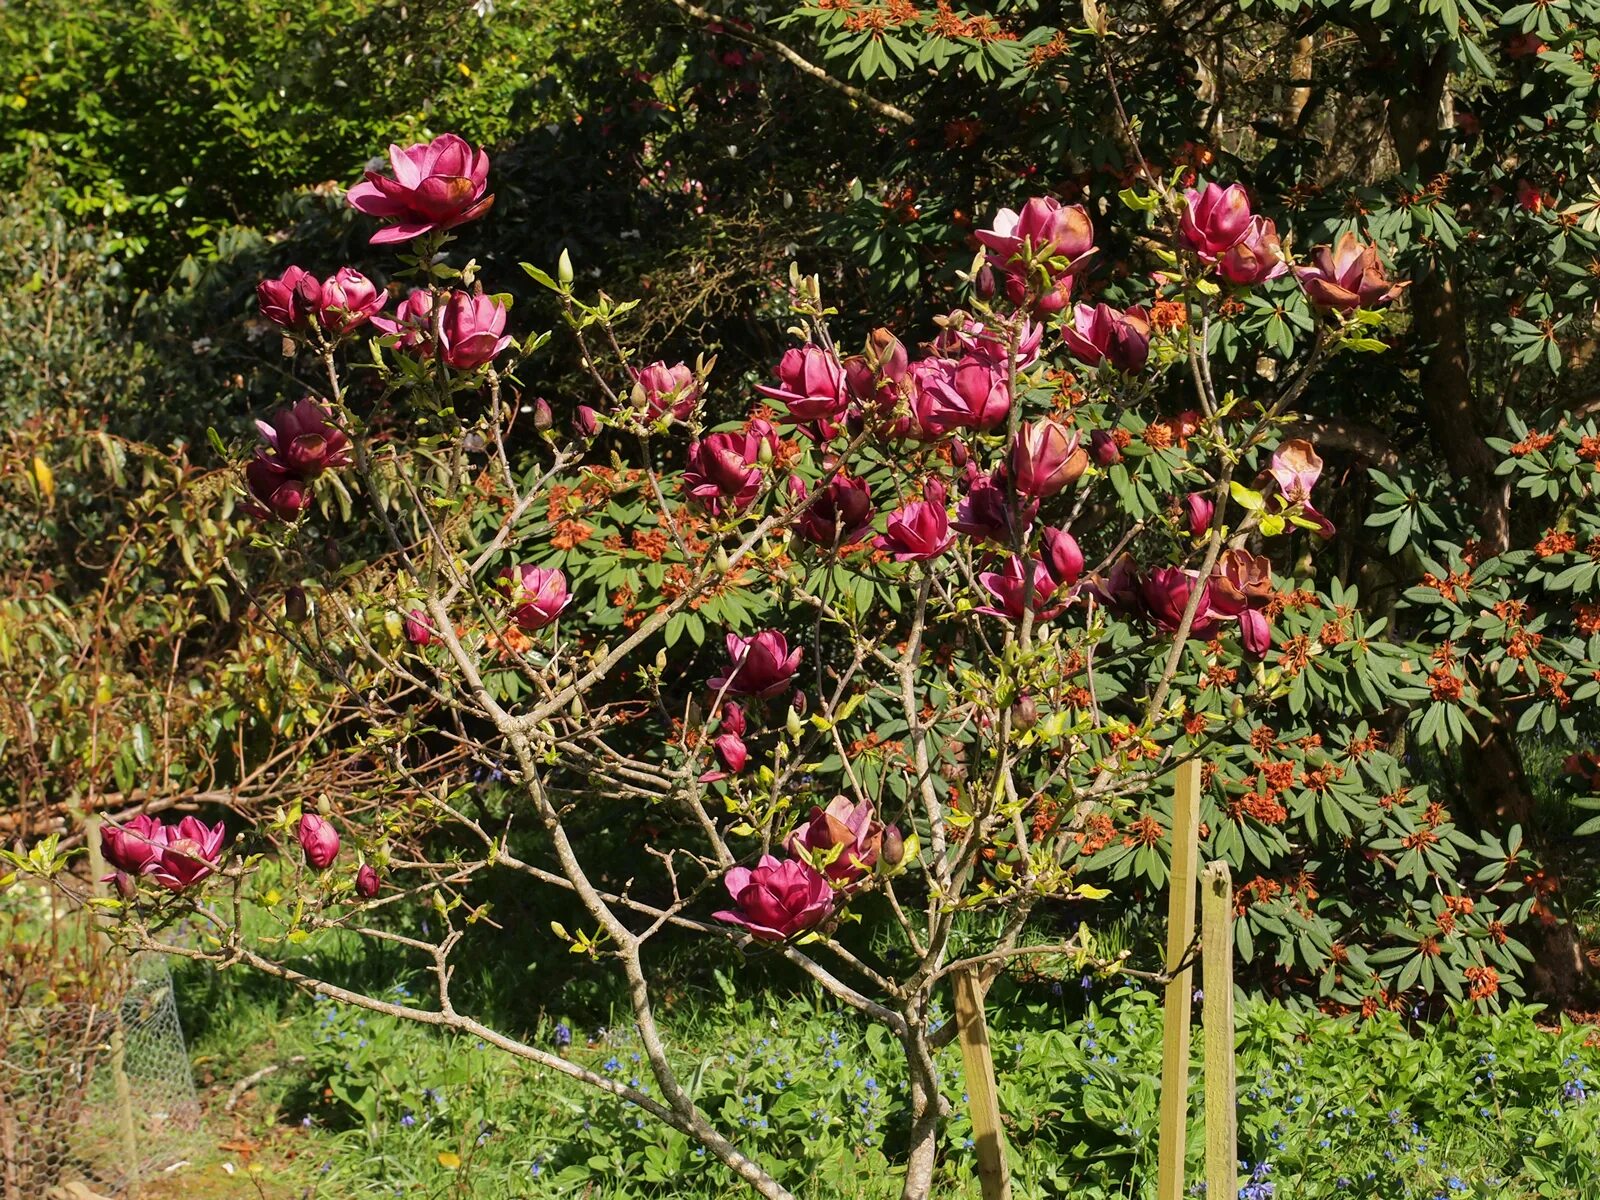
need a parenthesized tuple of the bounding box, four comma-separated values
(1156, 760, 1201, 1200)
(953, 968, 1011, 1200)
(1201, 860, 1237, 1200)
(86, 816, 141, 1199)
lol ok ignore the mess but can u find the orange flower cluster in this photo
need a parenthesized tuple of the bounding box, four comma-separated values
(1149, 299, 1188, 333)
(1509, 429, 1555, 456)
(929, 0, 1014, 41)
(1074, 812, 1116, 855)
(1420, 567, 1472, 601)
(1464, 965, 1500, 1000)
(1277, 632, 1313, 677)
(1536, 528, 1577, 556)
(1122, 814, 1166, 848)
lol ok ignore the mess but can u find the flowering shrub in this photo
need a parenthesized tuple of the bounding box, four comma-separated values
(21, 35, 1593, 1183)
(0, 0, 1587, 1177)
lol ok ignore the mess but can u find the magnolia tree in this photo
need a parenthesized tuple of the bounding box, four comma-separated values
(61, 127, 1562, 1197)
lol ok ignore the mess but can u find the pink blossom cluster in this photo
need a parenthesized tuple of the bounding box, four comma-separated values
(714, 796, 903, 941)
(101, 814, 228, 893)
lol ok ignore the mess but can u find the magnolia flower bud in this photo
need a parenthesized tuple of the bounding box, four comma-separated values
(285, 586, 308, 622)
(1011, 694, 1039, 731)
(532, 397, 554, 432)
(785, 706, 804, 740)
(574, 406, 600, 438)
(557, 248, 574, 285)
(880, 825, 906, 871)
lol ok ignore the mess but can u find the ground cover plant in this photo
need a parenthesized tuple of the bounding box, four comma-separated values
(165, 914, 1600, 1199)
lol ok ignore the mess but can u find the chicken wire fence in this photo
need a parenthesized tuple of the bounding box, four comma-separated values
(0, 953, 202, 1200)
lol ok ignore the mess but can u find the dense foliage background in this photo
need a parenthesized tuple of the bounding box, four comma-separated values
(5, 0, 1600, 1194)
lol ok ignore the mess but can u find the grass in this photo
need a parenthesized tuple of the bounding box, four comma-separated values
(147, 903, 1600, 1200)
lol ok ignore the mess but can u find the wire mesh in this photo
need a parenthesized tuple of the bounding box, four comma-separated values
(0, 953, 201, 1200)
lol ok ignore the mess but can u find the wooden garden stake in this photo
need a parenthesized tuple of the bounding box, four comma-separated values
(1201, 859, 1237, 1200)
(952, 968, 1011, 1200)
(1155, 759, 1201, 1200)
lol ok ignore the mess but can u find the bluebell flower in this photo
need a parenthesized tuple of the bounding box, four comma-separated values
(554, 1023, 572, 1050)
(401, 1113, 415, 1128)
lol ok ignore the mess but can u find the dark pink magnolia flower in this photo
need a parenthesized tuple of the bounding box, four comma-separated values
(1185, 492, 1214, 536)
(1030, 276, 1075, 316)
(976, 556, 1065, 622)
(715, 733, 748, 774)
(757, 345, 848, 422)
(847, 332, 917, 437)
(1010, 421, 1087, 498)
(437, 291, 512, 370)
(711, 630, 802, 699)
(1218, 216, 1288, 286)
(298, 812, 341, 870)
(314, 268, 386, 334)
(1206, 553, 1274, 655)
(784, 796, 883, 888)
(355, 864, 381, 898)
(1268, 439, 1336, 538)
(257, 265, 321, 328)
(1089, 429, 1124, 466)
(347, 133, 494, 245)
(976, 197, 1096, 273)
(1213, 548, 1274, 610)
(932, 314, 1043, 371)
(1237, 608, 1273, 657)
(632, 361, 702, 422)
(1083, 553, 1144, 615)
(1062, 303, 1152, 373)
(718, 701, 747, 739)
(1040, 527, 1085, 589)
(875, 497, 955, 562)
(498, 565, 575, 631)
(574, 405, 601, 438)
(954, 468, 1035, 546)
(904, 360, 955, 438)
(791, 475, 874, 547)
(1179, 182, 1255, 261)
(245, 457, 314, 522)
(684, 421, 778, 513)
(700, 728, 750, 782)
(920, 356, 1011, 432)
(256, 398, 351, 476)
(371, 289, 437, 355)
(1142, 567, 1221, 638)
(403, 609, 436, 647)
(712, 855, 834, 942)
(102, 814, 168, 875)
(1294, 232, 1409, 312)
(149, 817, 228, 892)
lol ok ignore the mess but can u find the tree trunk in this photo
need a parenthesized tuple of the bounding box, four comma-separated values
(899, 1026, 942, 1200)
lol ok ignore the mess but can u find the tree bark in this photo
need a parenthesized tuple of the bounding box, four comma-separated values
(899, 1024, 942, 1200)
